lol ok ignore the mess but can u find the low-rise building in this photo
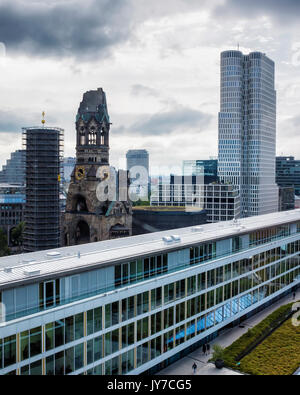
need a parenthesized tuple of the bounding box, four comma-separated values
(0, 210, 299, 375)
(150, 176, 240, 222)
(132, 206, 207, 235)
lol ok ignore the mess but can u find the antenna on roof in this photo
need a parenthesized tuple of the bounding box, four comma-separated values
(237, 43, 240, 51)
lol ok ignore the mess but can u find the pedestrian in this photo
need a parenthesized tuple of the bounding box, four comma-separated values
(207, 343, 210, 355)
(293, 291, 296, 300)
(192, 362, 197, 374)
(202, 343, 206, 355)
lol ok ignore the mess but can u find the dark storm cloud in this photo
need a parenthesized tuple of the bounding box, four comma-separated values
(0, 0, 133, 59)
(215, 0, 300, 22)
(0, 0, 211, 60)
(114, 107, 212, 137)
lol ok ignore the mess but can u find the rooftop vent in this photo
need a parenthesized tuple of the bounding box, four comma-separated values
(162, 235, 181, 244)
(191, 226, 204, 232)
(171, 235, 181, 243)
(24, 268, 41, 277)
(46, 251, 61, 257)
(4, 267, 12, 273)
(162, 236, 173, 244)
(22, 259, 36, 265)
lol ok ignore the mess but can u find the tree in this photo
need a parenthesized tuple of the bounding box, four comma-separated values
(211, 344, 225, 362)
(11, 221, 25, 251)
(0, 228, 10, 257)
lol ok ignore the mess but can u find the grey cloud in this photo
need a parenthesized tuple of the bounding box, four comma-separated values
(215, 0, 300, 22)
(0, 0, 133, 60)
(0, 0, 213, 61)
(131, 84, 160, 98)
(114, 107, 212, 137)
(0, 109, 58, 133)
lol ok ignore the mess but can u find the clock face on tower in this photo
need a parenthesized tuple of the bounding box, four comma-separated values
(75, 166, 85, 181)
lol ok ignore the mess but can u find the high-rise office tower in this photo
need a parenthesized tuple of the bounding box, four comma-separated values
(218, 50, 278, 217)
(22, 126, 64, 252)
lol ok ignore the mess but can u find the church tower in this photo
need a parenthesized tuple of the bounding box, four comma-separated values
(64, 88, 132, 246)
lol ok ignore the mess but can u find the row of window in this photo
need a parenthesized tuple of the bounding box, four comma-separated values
(1, 253, 299, 373)
(2, 266, 298, 375)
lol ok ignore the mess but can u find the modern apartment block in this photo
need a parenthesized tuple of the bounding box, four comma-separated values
(150, 176, 240, 223)
(276, 156, 300, 196)
(0, 150, 26, 186)
(218, 50, 278, 217)
(22, 127, 64, 252)
(0, 210, 299, 375)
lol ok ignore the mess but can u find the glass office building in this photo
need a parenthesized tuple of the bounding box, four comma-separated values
(0, 210, 299, 375)
(182, 160, 218, 184)
(276, 156, 300, 197)
(218, 50, 278, 217)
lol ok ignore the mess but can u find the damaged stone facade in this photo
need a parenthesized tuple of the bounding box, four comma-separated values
(64, 88, 132, 246)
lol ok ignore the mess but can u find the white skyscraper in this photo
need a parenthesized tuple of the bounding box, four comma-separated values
(218, 50, 278, 217)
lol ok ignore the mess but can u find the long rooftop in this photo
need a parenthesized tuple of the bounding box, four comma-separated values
(0, 209, 300, 288)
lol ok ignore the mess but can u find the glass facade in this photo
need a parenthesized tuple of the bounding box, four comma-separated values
(218, 50, 278, 217)
(0, 218, 299, 375)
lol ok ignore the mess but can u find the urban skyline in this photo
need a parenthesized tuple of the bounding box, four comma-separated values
(0, 0, 299, 378)
(0, 1, 300, 173)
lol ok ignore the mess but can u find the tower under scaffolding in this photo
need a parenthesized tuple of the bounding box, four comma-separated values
(22, 126, 64, 252)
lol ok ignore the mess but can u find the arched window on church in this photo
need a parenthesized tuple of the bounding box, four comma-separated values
(88, 126, 97, 145)
(79, 126, 85, 145)
(72, 195, 88, 213)
(101, 132, 105, 145)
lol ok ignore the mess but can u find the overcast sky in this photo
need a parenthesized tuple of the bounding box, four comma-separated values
(0, 0, 300, 174)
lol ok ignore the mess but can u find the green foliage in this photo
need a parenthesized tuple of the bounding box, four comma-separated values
(239, 316, 300, 375)
(212, 344, 225, 362)
(0, 228, 10, 256)
(223, 302, 295, 370)
(11, 221, 25, 247)
(132, 199, 150, 207)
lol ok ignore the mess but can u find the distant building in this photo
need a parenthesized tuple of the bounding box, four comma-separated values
(63, 157, 76, 183)
(23, 126, 64, 252)
(150, 175, 240, 223)
(0, 149, 26, 185)
(126, 149, 149, 201)
(295, 195, 300, 209)
(278, 187, 295, 212)
(182, 160, 218, 183)
(132, 206, 207, 235)
(218, 50, 278, 217)
(0, 184, 25, 246)
(276, 156, 300, 196)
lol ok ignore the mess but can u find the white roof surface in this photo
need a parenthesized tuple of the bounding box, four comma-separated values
(0, 209, 300, 287)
